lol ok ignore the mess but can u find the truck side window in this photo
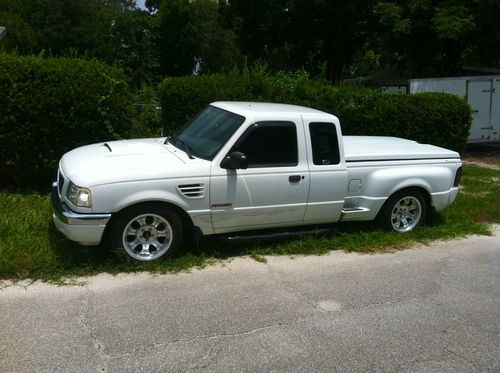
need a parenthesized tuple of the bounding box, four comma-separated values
(232, 121, 298, 167)
(309, 122, 340, 165)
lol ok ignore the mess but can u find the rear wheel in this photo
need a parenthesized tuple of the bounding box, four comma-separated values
(380, 190, 426, 233)
(111, 205, 183, 262)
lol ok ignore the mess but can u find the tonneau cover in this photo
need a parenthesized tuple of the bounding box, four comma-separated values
(343, 136, 460, 162)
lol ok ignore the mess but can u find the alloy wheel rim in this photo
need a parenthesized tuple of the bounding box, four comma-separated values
(122, 213, 173, 261)
(391, 196, 422, 232)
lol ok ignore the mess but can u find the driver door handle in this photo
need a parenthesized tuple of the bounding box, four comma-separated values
(289, 175, 302, 183)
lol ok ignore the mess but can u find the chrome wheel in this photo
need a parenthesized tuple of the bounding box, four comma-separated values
(122, 213, 173, 261)
(390, 196, 422, 232)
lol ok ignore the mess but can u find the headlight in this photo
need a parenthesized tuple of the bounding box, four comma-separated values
(66, 181, 92, 207)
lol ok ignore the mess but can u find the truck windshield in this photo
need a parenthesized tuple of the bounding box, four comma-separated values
(173, 105, 245, 160)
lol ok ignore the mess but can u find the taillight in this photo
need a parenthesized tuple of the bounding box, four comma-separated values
(453, 167, 462, 187)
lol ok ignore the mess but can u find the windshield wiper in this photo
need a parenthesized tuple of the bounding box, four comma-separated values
(174, 138, 195, 159)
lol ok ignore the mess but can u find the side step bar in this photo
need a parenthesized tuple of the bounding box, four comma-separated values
(219, 227, 333, 243)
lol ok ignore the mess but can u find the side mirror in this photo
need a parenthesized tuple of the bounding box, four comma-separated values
(220, 151, 248, 170)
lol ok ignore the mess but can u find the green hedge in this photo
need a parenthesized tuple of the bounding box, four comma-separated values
(0, 54, 131, 189)
(159, 69, 471, 152)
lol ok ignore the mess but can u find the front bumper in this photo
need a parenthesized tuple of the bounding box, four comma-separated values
(51, 182, 111, 246)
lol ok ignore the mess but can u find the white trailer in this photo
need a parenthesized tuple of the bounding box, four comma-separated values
(410, 76, 500, 144)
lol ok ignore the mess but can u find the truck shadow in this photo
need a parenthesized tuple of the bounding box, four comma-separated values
(190, 221, 380, 259)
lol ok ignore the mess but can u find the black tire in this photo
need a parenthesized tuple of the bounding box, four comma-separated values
(111, 204, 183, 262)
(379, 190, 427, 233)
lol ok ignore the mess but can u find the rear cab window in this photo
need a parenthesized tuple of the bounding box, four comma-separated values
(309, 122, 340, 165)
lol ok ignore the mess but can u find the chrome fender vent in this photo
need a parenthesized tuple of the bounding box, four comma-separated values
(177, 184, 205, 199)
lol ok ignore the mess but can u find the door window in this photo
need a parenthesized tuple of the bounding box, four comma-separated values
(309, 122, 340, 165)
(232, 121, 298, 167)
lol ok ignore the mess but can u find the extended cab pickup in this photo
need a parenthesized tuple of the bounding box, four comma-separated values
(52, 102, 462, 262)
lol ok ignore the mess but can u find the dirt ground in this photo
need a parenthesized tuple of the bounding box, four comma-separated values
(462, 150, 500, 170)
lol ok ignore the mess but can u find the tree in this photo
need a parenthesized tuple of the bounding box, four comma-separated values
(373, 0, 497, 76)
(0, 10, 38, 53)
(96, 7, 160, 86)
(2, 0, 496, 83)
(188, 0, 241, 73)
(224, 0, 291, 70)
(225, 0, 376, 81)
(0, 0, 159, 85)
(0, 0, 114, 55)
(466, 0, 500, 68)
(287, 0, 376, 81)
(145, 0, 161, 12)
(158, 0, 241, 76)
(158, 0, 195, 76)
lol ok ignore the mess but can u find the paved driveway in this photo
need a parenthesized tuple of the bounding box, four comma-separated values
(1, 229, 498, 372)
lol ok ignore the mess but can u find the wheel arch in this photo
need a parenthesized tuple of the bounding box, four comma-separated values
(376, 186, 432, 222)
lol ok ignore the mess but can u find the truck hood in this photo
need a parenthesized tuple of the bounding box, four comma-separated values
(60, 138, 195, 187)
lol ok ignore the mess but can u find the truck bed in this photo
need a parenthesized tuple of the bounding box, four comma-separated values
(343, 136, 460, 162)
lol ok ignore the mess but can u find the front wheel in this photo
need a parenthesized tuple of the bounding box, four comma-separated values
(380, 190, 427, 233)
(111, 205, 183, 262)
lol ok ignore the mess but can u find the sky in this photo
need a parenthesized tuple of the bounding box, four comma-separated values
(136, 0, 147, 10)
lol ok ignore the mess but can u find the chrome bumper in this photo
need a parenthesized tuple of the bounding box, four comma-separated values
(51, 182, 111, 245)
(51, 182, 111, 225)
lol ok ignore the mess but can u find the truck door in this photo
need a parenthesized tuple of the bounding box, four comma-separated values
(210, 119, 310, 232)
(302, 117, 347, 222)
(467, 79, 494, 142)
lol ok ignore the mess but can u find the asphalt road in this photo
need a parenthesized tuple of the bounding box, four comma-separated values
(1, 229, 499, 372)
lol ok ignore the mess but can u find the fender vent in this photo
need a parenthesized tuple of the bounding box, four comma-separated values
(177, 184, 205, 199)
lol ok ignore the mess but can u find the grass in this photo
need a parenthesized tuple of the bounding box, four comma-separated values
(0, 165, 498, 283)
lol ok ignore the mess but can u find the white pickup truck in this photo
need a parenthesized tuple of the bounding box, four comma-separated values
(52, 102, 462, 262)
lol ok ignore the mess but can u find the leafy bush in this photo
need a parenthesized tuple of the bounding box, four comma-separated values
(0, 53, 131, 189)
(159, 68, 471, 152)
(130, 85, 162, 139)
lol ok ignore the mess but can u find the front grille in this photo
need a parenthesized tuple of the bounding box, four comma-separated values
(58, 171, 65, 195)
